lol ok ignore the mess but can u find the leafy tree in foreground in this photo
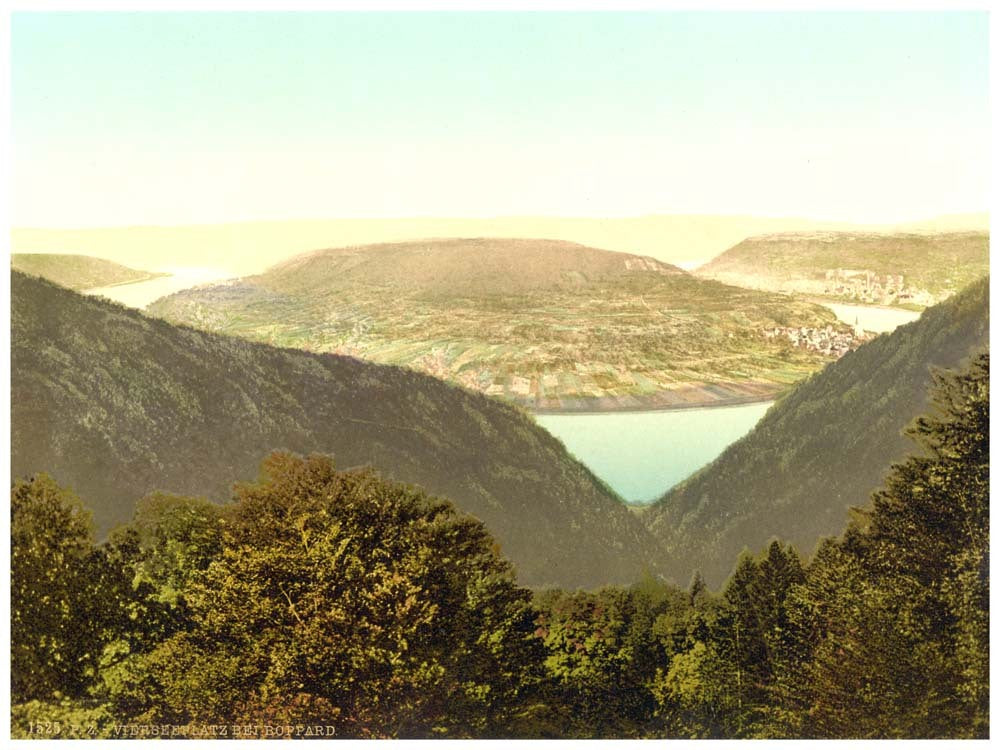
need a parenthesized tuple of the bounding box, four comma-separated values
(11, 475, 106, 702)
(109, 452, 543, 738)
(532, 580, 677, 737)
(649, 586, 732, 739)
(97, 493, 226, 720)
(648, 541, 804, 739)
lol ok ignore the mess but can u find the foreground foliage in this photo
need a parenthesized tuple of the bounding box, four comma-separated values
(11, 353, 988, 738)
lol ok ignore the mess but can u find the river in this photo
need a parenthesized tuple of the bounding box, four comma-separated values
(84, 266, 236, 309)
(535, 401, 773, 504)
(818, 301, 921, 333)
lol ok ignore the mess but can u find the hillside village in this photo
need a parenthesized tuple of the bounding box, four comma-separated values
(762, 322, 875, 358)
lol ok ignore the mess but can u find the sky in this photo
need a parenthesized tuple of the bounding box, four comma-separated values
(10, 11, 991, 227)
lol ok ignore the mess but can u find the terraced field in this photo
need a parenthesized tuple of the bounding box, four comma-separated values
(149, 238, 848, 411)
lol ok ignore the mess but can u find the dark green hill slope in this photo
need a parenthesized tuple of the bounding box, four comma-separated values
(11, 253, 165, 291)
(11, 271, 665, 589)
(148, 238, 844, 411)
(697, 231, 988, 308)
(643, 277, 989, 587)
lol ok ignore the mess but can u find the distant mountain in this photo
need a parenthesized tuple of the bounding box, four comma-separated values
(11, 271, 666, 589)
(15, 213, 986, 276)
(148, 238, 846, 411)
(697, 231, 989, 309)
(643, 277, 989, 588)
(11, 253, 166, 291)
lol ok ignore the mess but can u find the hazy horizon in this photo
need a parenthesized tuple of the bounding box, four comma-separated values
(12, 211, 989, 276)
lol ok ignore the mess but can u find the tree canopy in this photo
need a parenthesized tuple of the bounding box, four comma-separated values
(100, 453, 543, 738)
(10, 352, 989, 738)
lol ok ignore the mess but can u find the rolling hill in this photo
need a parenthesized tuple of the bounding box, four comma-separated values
(12, 213, 988, 275)
(148, 238, 849, 411)
(642, 276, 989, 587)
(11, 270, 667, 589)
(11, 253, 166, 291)
(697, 231, 989, 308)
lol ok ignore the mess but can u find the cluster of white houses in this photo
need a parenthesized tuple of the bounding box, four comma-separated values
(762, 323, 872, 358)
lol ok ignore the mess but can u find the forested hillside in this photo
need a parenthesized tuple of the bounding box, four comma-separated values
(148, 238, 844, 411)
(11, 271, 664, 589)
(644, 277, 989, 587)
(11, 253, 165, 291)
(12, 354, 988, 738)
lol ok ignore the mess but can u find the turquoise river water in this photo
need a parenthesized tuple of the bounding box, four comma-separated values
(536, 401, 774, 504)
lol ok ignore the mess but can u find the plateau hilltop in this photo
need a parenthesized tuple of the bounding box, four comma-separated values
(148, 238, 852, 411)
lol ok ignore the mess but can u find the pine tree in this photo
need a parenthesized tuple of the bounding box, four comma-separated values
(780, 351, 989, 738)
(863, 351, 989, 737)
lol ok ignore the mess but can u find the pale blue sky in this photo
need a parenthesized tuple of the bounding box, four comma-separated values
(11, 11, 990, 226)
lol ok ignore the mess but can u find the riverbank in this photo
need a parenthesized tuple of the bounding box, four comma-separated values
(807, 296, 925, 313)
(86, 270, 171, 290)
(84, 267, 237, 309)
(525, 382, 786, 415)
